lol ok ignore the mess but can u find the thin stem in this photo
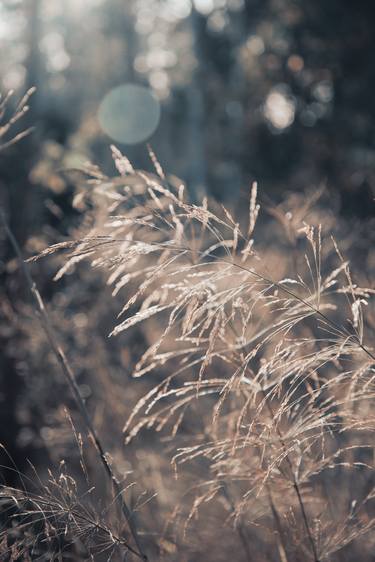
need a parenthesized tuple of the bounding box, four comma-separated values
(218, 257, 375, 363)
(1, 210, 148, 561)
(262, 391, 320, 562)
(220, 482, 252, 562)
(227, 314, 319, 561)
(2, 490, 142, 559)
(265, 483, 290, 562)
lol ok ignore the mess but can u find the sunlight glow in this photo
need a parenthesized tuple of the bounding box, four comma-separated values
(98, 84, 161, 145)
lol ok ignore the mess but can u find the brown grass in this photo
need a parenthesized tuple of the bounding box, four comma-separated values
(1, 141, 375, 561)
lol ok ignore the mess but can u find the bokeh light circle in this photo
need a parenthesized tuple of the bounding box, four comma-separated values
(98, 84, 161, 145)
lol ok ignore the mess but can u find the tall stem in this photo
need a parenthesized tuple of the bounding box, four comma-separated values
(1, 211, 148, 561)
(262, 390, 320, 562)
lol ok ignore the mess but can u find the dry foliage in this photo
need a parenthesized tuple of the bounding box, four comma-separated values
(0, 88, 34, 151)
(2, 144, 375, 561)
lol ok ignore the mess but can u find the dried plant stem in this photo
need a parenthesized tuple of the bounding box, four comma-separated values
(266, 484, 290, 562)
(227, 320, 290, 562)
(1, 490, 142, 559)
(262, 390, 320, 562)
(0, 210, 148, 561)
(230, 245, 372, 561)
(222, 257, 375, 363)
(227, 314, 317, 560)
(220, 483, 252, 562)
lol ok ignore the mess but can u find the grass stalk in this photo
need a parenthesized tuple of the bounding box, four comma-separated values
(0, 209, 148, 561)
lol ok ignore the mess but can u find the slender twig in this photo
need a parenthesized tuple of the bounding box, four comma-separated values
(226, 314, 318, 561)
(225, 317, 291, 562)
(220, 481, 252, 562)
(222, 257, 375, 363)
(262, 390, 320, 562)
(266, 483, 290, 562)
(1, 490, 142, 559)
(0, 210, 148, 561)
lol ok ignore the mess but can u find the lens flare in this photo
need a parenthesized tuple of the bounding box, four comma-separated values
(98, 84, 161, 145)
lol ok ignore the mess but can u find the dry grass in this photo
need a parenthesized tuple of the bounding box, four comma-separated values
(0, 88, 34, 151)
(1, 142, 375, 561)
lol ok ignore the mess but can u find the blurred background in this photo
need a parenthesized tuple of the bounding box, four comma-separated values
(2, 0, 375, 211)
(1, 0, 375, 523)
